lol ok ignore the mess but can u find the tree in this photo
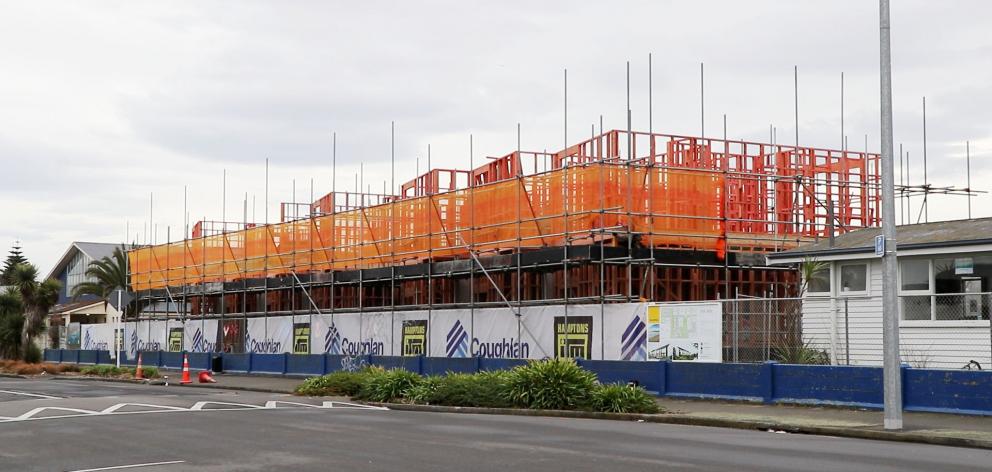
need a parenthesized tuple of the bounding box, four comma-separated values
(8, 263, 60, 360)
(0, 289, 24, 359)
(70, 245, 132, 318)
(799, 256, 830, 295)
(1, 241, 27, 285)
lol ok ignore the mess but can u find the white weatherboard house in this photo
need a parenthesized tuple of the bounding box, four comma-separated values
(767, 218, 992, 369)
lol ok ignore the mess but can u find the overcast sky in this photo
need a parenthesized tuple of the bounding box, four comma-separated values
(2, 0, 990, 275)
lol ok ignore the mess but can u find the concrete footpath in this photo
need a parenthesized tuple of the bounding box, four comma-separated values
(179, 372, 992, 448)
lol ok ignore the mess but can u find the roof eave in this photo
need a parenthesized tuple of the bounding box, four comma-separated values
(767, 238, 992, 264)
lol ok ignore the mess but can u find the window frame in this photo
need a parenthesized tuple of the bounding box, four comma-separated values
(837, 262, 869, 296)
(804, 262, 833, 297)
(897, 256, 991, 326)
(898, 258, 932, 295)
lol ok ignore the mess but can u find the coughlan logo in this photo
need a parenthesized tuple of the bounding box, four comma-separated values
(324, 324, 342, 355)
(129, 327, 138, 354)
(245, 332, 282, 353)
(445, 320, 469, 358)
(191, 328, 217, 353)
(621, 315, 647, 361)
(82, 329, 108, 351)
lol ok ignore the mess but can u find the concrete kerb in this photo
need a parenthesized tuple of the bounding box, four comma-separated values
(49, 376, 154, 386)
(364, 402, 992, 451)
(45, 374, 294, 393)
(179, 384, 296, 395)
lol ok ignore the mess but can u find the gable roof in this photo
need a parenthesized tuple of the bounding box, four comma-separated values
(50, 299, 107, 315)
(767, 217, 992, 261)
(44, 242, 134, 281)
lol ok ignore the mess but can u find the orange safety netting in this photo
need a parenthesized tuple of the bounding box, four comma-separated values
(129, 132, 880, 291)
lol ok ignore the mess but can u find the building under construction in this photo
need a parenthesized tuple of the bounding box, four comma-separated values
(127, 130, 881, 356)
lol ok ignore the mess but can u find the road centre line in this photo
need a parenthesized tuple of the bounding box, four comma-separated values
(66, 460, 186, 472)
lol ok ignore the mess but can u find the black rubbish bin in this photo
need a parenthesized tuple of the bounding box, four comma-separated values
(211, 355, 223, 373)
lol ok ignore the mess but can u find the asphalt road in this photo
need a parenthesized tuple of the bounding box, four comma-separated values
(1, 377, 990, 472)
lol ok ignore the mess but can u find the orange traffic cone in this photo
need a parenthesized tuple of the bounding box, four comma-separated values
(198, 371, 216, 383)
(135, 353, 144, 380)
(180, 354, 192, 384)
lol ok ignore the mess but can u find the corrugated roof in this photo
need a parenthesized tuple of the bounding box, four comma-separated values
(768, 217, 992, 259)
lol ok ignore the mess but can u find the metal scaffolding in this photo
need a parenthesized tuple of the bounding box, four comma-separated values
(128, 129, 887, 352)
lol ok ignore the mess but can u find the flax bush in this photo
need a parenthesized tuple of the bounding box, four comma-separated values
(355, 368, 422, 402)
(504, 358, 597, 410)
(296, 370, 370, 397)
(587, 384, 660, 414)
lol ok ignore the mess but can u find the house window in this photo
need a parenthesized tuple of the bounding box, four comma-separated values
(901, 295, 932, 321)
(900, 259, 930, 291)
(933, 257, 990, 321)
(900, 259, 931, 321)
(839, 263, 868, 294)
(899, 256, 992, 322)
(806, 264, 831, 294)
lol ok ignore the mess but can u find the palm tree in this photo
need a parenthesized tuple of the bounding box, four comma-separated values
(0, 289, 24, 359)
(71, 245, 131, 318)
(9, 263, 60, 360)
(799, 256, 829, 295)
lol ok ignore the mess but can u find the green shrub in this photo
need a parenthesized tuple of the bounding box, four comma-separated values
(137, 366, 159, 378)
(80, 365, 127, 377)
(296, 370, 369, 397)
(355, 368, 422, 402)
(773, 340, 830, 365)
(504, 358, 597, 410)
(469, 370, 514, 408)
(405, 375, 445, 404)
(587, 384, 660, 414)
(24, 344, 42, 364)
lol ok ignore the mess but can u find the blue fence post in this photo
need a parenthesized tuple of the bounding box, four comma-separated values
(662, 360, 671, 396)
(900, 363, 910, 411)
(321, 354, 328, 375)
(58, 349, 64, 363)
(761, 361, 777, 404)
(474, 356, 482, 374)
(283, 352, 289, 374)
(657, 360, 668, 395)
(248, 352, 255, 373)
(417, 355, 424, 375)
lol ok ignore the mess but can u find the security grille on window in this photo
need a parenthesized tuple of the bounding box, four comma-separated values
(899, 256, 992, 322)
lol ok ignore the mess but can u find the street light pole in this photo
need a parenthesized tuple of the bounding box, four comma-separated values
(879, 0, 903, 430)
(115, 289, 122, 369)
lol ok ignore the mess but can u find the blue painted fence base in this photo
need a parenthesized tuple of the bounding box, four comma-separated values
(41, 349, 992, 416)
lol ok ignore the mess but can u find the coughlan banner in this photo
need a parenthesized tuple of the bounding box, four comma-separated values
(645, 302, 723, 362)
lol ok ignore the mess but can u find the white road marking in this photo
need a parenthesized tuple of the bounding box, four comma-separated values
(322, 400, 389, 410)
(0, 399, 388, 423)
(16, 407, 100, 421)
(190, 401, 265, 411)
(100, 403, 187, 414)
(66, 460, 185, 471)
(264, 400, 325, 408)
(0, 389, 62, 400)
